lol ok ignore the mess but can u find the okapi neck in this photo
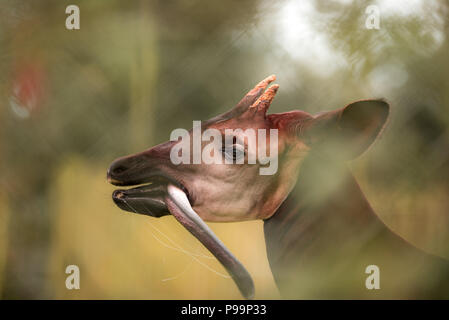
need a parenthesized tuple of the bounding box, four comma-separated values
(263, 153, 383, 266)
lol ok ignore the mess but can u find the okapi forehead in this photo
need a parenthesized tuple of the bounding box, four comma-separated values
(208, 115, 269, 131)
(202, 110, 314, 146)
(202, 112, 238, 128)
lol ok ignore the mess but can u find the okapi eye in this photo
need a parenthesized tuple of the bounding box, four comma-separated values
(222, 144, 245, 162)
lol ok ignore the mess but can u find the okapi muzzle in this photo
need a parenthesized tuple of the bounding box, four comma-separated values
(107, 75, 390, 299)
(108, 141, 179, 217)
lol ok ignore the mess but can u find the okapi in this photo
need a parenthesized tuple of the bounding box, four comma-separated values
(107, 75, 449, 299)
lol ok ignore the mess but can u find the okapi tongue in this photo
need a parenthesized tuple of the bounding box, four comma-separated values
(165, 184, 255, 300)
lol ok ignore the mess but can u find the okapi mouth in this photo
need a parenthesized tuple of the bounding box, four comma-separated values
(107, 169, 255, 299)
(111, 176, 190, 218)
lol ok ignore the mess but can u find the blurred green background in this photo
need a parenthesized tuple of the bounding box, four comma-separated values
(0, 0, 448, 299)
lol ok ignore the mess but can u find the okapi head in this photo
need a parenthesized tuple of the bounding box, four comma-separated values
(107, 75, 389, 299)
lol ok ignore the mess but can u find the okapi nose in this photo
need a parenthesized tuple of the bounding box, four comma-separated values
(107, 152, 157, 186)
(110, 164, 127, 175)
(107, 157, 135, 185)
(108, 141, 175, 185)
(107, 162, 124, 184)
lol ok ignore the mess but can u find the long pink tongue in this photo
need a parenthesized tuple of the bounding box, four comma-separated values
(165, 184, 254, 299)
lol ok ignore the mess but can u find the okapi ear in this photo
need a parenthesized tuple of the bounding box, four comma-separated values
(304, 100, 390, 160)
